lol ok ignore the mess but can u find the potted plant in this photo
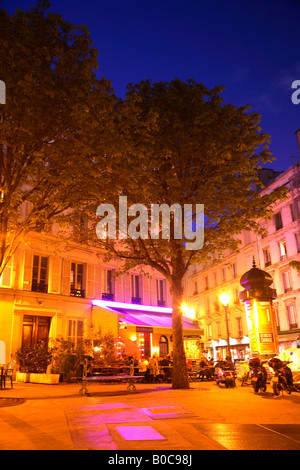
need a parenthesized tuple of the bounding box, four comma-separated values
(15, 340, 60, 384)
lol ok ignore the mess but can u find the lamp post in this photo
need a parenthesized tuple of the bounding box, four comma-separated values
(219, 292, 231, 360)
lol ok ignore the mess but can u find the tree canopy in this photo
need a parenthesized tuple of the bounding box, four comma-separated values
(0, 1, 114, 275)
(93, 78, 287, 388)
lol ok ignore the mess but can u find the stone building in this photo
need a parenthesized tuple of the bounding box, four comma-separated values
(184, 162, 300, 361)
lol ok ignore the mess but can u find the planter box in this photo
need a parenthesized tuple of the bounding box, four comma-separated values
(16, 372, 60, 384)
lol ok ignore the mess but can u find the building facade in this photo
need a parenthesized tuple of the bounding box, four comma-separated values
(184, 162, 300, 361)
(0, 229, 202, 365)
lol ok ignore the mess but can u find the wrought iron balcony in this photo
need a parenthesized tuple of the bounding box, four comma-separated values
(31, 282, 48, 293)
(70, 287, 85, 298)
(101, 292, 114, 300)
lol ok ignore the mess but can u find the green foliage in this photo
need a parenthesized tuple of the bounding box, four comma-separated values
(289, 261, 300, 273)
(92, 78, 288, 389)
(50, 337, 92, 377)
(100, 332, 116, 365)
(15, 340, 52, 373)
(0, 2, 115, 275)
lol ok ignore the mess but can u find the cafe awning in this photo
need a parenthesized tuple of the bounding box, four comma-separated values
(92, 299, 203, 336)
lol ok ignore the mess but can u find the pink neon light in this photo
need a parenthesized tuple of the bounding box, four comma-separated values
(92, 299, 173, 313)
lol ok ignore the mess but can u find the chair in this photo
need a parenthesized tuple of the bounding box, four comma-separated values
(2, 361, 16, 389)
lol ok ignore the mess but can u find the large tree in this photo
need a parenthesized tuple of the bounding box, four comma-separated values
(0, 1, 114, 276)
(93, 78, 287, 389)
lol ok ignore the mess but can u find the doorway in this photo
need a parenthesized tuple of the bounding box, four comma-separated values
(22, 315, 51, 347)
(159, 335, 169, 357)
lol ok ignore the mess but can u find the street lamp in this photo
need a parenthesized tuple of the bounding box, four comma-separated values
(219, 292, 231, 360)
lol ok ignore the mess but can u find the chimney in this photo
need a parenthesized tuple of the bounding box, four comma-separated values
(296, 129, 300, 155)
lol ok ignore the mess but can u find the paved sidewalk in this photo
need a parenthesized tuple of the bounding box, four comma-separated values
(0, 380, 300, 450)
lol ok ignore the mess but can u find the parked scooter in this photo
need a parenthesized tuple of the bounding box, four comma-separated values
(215, 361, 236, 388)
(249, 357, 267, 393)
(268, 357, 293, 396)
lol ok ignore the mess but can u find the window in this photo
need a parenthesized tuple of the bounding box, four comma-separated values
(68, 319, 84, 347)
(74, 215, 88, 243)
(32, 255, 48, 293)
(263, 247, 271, 267)
(232, 263, 237, 278)
(70, 263, 85, 297)
(221, 268, 226, 282)
(205, 276, 209, 290)
(282, 270, 292, 293)
(207, 324, 212, 339)
(236, 317, 243, 337)
(157, 279, 167, 306)
(290, 204, 296, 222)
(101, 269, 115, 300)
(274, 211, 283, 230)
(131, 274, 142, 304)
(193, 281, 198, 296)
(278, 240, 287, 261)
(216, 321, 221, 337)
(213, 272, 217, 286)
(286, 304, 298, 329)
(273, 305, 281, 331)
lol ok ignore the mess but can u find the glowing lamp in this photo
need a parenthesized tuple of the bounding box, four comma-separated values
(181, 304, 195, 319)
(219, 292, 230, 307)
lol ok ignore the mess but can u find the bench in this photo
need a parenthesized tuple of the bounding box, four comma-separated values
(78, 374, 144, 396)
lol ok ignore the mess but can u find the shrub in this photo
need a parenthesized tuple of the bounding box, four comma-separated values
(15, 340, 53, 373)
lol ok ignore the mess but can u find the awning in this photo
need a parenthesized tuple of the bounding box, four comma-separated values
(92, 299, 203, 336)
(119, 311, 201, 331)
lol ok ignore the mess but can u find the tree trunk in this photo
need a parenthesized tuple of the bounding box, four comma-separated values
(171, 277, 190, 389)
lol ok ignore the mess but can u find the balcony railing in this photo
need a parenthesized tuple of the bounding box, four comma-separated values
(31, 282, 48, 293)
(157, 299, 166, 307)
(131, 296, 142, 304)
(70, 287, 85, 298)
(102, 292, 114, 301)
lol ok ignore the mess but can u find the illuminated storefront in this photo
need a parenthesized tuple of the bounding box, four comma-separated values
(92, 300, 204, 360)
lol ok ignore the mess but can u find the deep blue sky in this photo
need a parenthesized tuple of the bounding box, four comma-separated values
(2, 0, 300, 172)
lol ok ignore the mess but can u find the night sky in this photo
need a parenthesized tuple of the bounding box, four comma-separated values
(2, 0, 300, 172)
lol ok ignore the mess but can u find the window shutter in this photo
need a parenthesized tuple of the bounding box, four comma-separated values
(86, 264, 95, 298)
(95, 266, 102, 298)
(114, 272, 122, 301)
(50, 256, 61, 293)
(143, 275, 150, 305)
(61, 259, 71, 295)
(0, 257, 12, 288)
(125, 273, 131, 302)
(23, 251, 33, 290)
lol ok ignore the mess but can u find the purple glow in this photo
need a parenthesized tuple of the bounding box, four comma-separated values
(115, 425, 165, 440)
(92, 299, 173, 313)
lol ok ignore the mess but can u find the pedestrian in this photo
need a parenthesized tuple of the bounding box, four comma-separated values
(149, 354, 159, 382)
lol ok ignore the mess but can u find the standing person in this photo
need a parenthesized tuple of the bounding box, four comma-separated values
(149, 354, 159, 382)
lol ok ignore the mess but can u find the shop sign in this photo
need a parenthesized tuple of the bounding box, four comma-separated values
(136, 326, 153, 333)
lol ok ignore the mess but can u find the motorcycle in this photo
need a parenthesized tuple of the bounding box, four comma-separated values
(268, 357, 293, 396)
(249, 358, 267, 393)
(215, 361, 236, 388)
